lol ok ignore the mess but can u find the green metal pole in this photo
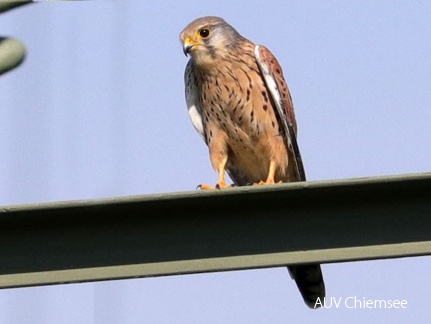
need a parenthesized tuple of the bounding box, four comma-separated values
(1, 172, 431, 288)
(0, 1, 32, 13)
(0, 37, 26, 76)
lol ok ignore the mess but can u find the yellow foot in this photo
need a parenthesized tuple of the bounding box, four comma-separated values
(197, 184, 216, 190)
(216, 183, 233, 189)
(197, 183, 233, 190)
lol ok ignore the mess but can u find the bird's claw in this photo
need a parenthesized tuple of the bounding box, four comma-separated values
(196, 184, 215, 190)
(196, 183, 234, 190)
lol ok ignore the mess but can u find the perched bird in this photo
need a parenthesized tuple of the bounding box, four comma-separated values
(180, 16, 325, 308)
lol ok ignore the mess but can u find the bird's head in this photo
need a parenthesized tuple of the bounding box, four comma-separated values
(180, 16, 243, 67)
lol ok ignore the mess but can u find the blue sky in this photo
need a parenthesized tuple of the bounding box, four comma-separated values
(0, 1, 430, 323)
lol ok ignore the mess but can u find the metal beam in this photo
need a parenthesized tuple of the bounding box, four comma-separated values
(0, 2, 32, 14)
(1, 172, 431, 288)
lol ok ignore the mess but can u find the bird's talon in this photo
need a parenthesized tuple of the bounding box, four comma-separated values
(217, 183, 233, 189)
(197, 184, 216, 190)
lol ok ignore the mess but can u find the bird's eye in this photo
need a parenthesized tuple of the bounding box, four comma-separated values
(199, 28, 210, 39)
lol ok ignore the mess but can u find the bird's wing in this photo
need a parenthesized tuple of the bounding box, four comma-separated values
(254, 45, 306, 181)
(185, 60, 207, 144)
(255, 46, 325, 308)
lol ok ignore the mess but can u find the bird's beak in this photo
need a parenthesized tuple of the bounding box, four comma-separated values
(183, 38, 197, 56)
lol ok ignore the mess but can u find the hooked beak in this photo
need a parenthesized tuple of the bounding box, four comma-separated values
(183, 38, 198, 56)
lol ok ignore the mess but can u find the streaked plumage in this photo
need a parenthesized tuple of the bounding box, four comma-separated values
(180, 16, 325, 308)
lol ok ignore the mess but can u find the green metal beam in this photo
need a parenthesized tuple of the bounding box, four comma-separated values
(1, 172, 431, 288)
(0, 2, 32, 14)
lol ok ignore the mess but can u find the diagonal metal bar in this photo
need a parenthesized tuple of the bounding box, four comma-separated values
(1, 172, 431, 288)
(0, 1, 33, 14)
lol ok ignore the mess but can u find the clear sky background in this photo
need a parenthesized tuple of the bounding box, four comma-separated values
(0, 0, 430, 323)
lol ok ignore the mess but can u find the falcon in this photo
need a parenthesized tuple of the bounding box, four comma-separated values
(180, 16, 325, 308)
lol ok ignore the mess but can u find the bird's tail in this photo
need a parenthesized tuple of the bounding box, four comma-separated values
(288, 264, 325, 309)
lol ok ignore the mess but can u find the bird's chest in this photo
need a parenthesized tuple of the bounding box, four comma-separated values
(198, 69, 279, 150)
(193, 63, 287, 182)
(200, 78, 252, 144)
